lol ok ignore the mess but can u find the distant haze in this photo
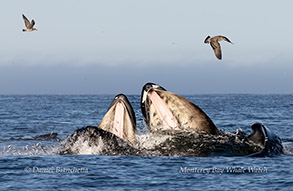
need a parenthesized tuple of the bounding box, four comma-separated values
(1, 1, 293, 94)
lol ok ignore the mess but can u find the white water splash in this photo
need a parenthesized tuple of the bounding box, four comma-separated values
(63, 136, 105, 155)
(136, 132, 172, 150)
(0, 142, 58, 156)
(283, 143, 293, 155)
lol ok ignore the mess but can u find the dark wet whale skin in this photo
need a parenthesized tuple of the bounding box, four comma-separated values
(59, 126, 141, 155)
(248, 123, 283, 157)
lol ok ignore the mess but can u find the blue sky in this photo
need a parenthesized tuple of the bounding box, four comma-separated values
(1, 0, 293, 94)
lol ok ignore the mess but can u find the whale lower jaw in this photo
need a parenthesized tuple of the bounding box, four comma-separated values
(59, 94, 138, 155)
(141, 83, 220, 135)
(97, 94, 137, 145)
(149, 90, 181, 131)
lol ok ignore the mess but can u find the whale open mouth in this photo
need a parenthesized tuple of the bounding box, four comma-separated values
(98, 94, 137, 145)
(247, 123, 283, 156)
(113, 102, 125, 139)
(141, 83, 220, 134)
(148, 90, 180, 130)
(59, 94, 137, 155)
(141, 83, 179, 132)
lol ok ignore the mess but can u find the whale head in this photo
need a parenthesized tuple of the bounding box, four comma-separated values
(140, 82, 220, 135)
(98, 94, 137, 145)
(247, 123, 283, 156)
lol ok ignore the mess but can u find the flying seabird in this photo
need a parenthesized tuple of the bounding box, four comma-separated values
(22, 14, 37, 32)
(204, 35, 232, 60)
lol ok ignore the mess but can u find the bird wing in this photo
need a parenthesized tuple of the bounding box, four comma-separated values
(204, 36, 211, 43)
(218, 36, 232, 44)
(210, 41, 222, 60)
(22, 14, 31, 28)
(29, 19, 36, 28)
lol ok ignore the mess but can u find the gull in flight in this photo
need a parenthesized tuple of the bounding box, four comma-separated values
(22, 14, 37, 32)
(204, 35, 232, 60)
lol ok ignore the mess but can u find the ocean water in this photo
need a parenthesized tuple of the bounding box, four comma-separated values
(0, 94, 292, 190)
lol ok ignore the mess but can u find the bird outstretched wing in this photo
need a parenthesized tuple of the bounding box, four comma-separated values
(22, 14, 31, 28)
(30, 19, 35, 28)
(210, 41, 222, 60)
(218, 36, 233, 44)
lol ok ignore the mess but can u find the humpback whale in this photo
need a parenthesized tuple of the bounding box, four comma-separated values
(141, 83, 220, 135)
(59, 83, 283, 157)
(97, 94, 137, 145)
(59, 94, 140, 155)
(140, 82, 283, 157)
(247, 123, 283, 157)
